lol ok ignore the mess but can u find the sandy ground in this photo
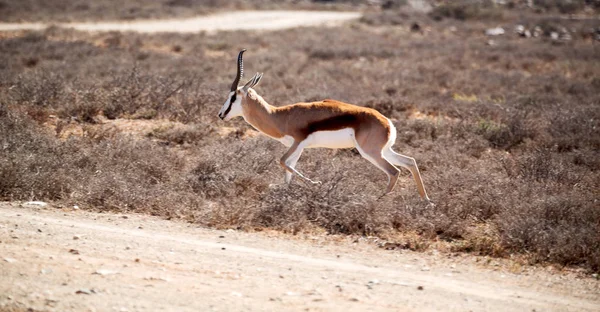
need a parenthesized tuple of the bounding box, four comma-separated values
(0, 11, 361, 33)
(1, 202, 598, 312)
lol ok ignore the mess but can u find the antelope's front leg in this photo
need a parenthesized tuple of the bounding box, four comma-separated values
(284, 148, 303, 184)
(280, 142, 321, 185)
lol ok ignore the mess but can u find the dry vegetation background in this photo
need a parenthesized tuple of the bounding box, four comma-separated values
(1, 1, 599, 272)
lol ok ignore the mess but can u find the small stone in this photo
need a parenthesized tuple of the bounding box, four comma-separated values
(3, 257, 16, 263)
(75, 289, 92, 295)
(73, 235, 81, 240)
(93, 269, 116, 276)
(485, 27, 505, 36)
(41, 268, 53, 274)
(230, 291, 242, 297)
(24, 201, 48, 207)
(68, 249, 80, 255)
(417, 286, 424, 290)
(515, 25, 525, 34)
(37, 229, 42, 233)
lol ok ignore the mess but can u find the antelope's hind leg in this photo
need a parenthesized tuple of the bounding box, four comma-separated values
(383, 149, 430, 201)
(354, 143, 400, 195)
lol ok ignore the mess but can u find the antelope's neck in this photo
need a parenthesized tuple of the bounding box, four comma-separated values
(242, 89, 284, 139)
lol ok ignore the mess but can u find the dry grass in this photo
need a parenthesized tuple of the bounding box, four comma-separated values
(1, 3, 599, 272)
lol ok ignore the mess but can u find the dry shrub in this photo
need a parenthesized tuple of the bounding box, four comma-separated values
(476, 111, 533, 150)
(0, 104, 72, 200)
(546, 106, 600, 152)
(495, 148, 600, 270)
(497, 193, 600, 270)
(148, 123, 216, 146)
(451, 223, 503, 256)
(8, 70, 65, 108)
(0, 104, 202, 216)
(429, 1, 504, 21)
(533, 0, 586, 13)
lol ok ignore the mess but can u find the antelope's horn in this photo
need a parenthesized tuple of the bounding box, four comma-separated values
(230, 49, 246, 92)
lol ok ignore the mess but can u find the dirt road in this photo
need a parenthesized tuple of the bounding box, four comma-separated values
(1, 203, 598, 312)
(0, 11, 361, 33)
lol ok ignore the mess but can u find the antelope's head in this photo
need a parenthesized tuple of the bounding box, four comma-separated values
(218, 49, 263, 121)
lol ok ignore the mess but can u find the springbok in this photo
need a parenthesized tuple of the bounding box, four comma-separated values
(218, 49, 430, 201)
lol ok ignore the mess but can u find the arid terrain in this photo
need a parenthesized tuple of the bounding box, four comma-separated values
(1, 202, 599, 312)
(1, 1, 599, 310)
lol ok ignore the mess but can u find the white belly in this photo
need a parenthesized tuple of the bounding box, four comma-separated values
(275, 129, 356, 149)
(305, 128, 356, 149)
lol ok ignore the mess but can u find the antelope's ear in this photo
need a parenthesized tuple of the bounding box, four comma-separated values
(242, 73, 262, 94)
(252, 73, 263, 88)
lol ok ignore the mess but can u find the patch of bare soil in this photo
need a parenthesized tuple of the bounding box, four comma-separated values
(0, 11, 362, 33)
(1, 203, 598, 312)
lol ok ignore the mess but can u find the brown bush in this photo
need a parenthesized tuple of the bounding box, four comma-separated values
(429, 2, 504, 21)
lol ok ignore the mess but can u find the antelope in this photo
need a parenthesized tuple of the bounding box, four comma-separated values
(218, 49, 430, 201)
